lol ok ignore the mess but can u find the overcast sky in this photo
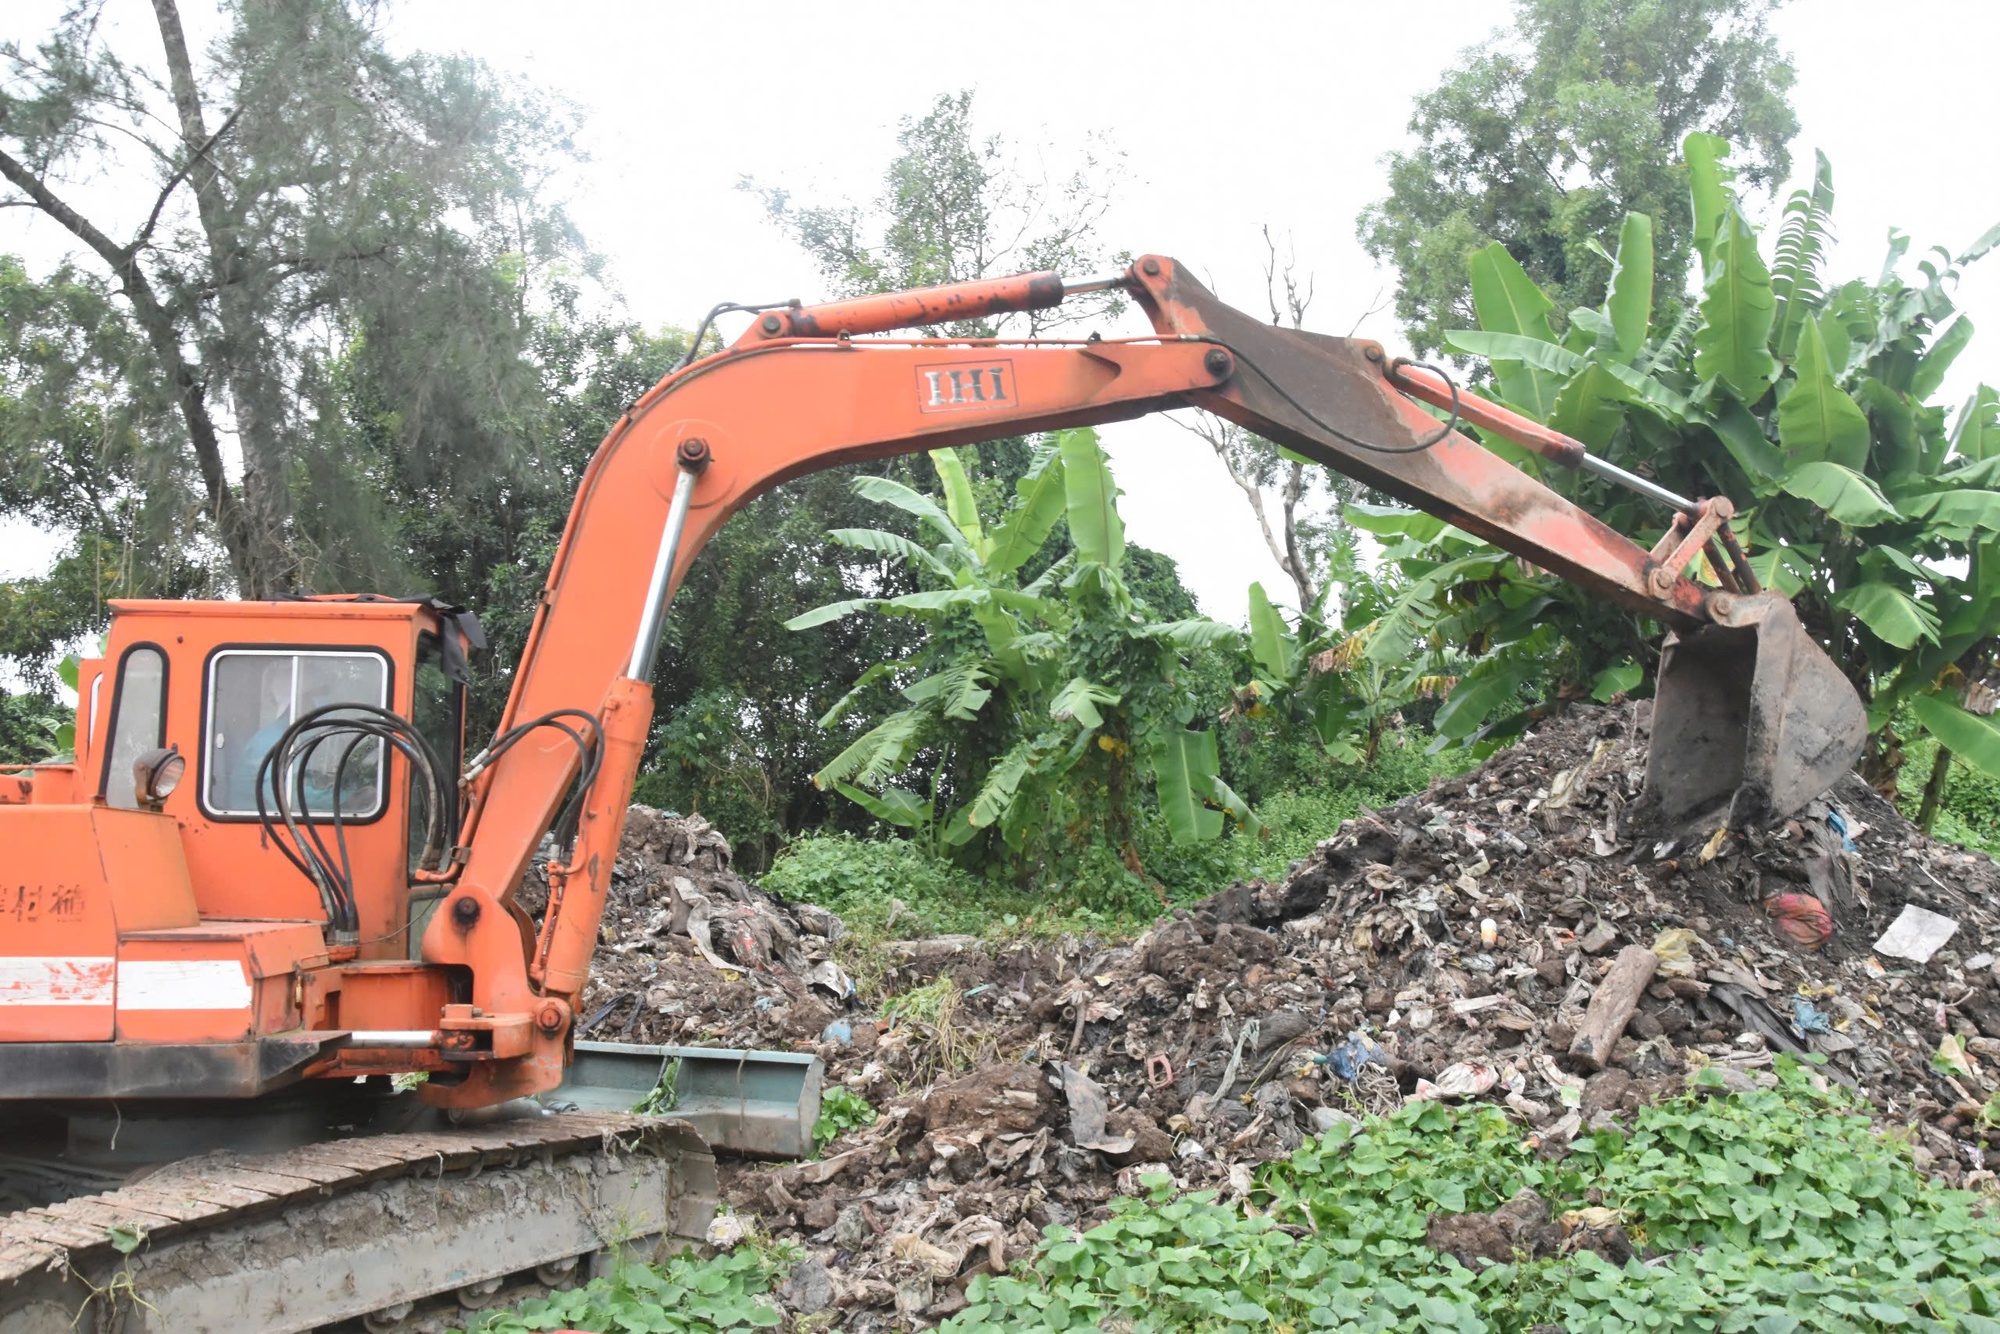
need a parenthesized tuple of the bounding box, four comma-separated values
(5, 1, 1998, 624)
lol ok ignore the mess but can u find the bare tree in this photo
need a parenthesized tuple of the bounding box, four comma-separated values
(1172, 227, 1373, 617)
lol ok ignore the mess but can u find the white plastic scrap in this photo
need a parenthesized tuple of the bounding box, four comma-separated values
(1412, 1062, 1497, 1100)
(1873, 904, 1960, 964)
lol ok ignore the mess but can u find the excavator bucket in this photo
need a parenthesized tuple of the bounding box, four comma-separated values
(1646, 592, 1868, 827)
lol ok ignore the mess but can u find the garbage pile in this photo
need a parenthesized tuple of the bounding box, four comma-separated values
(574, 703, 2000, 1330)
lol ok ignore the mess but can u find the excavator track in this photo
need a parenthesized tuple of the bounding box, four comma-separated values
(0, 1111, 717, 1334)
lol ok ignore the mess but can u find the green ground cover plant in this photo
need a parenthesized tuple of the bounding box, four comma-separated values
(946, 1062, 2000, 1334)
(812, 1086, 877, 1154)
(453, 1242, 789, 1334)
(471, 1062, 2000, 1333)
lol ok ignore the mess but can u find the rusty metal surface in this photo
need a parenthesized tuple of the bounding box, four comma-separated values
(1130, 258, 1712, 630)
(1129, 255, 1866, 823)
(1648, 592, 1870, 826)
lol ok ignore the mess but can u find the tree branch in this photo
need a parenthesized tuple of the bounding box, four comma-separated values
(1169, 411, 1295, 586)
(0, 145, 256, 592)
(1280, 458, 1314, 613)
(0, 143, 131, 274)
(127, 103, 243, 259)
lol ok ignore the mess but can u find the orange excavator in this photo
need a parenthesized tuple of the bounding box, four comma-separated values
(0, 256, 1865, 1330)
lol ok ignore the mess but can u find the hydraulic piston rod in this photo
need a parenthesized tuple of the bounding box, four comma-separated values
(1390, 362, 1699, 515)
(627, 441, 710, 681)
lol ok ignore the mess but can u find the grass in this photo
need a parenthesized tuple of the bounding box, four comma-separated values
(757, 732, 1471, 951)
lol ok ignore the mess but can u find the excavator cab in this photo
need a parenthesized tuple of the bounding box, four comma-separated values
(0, 596, 472, 1093)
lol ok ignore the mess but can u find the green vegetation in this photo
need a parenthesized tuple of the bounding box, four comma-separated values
(469, 1062, 2000, 1334)
(1360, 0, 1798, 356)
(759, 728, 1464, 948)
(1367, 136, 2000, 786)
(1896, 731, 2000, 856)
(1, 0, 584, 605)
(789, 429, 1253, 880)
(759, 831, 1168, 943)
(0, 689, 65, 766)
(631, 1058, 681, 1117)
(812, 1086, 878, 1153)
(946, 1063, 2000, 1334)
(453, 1243, 789, 1334)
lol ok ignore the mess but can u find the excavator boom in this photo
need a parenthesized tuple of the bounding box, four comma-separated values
(0, 251, 1869, 1331)
(0, 253, 1866, 1113)
(419, 253, 1865, 1103)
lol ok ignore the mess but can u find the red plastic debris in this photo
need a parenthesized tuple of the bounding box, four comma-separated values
(1765, 892, 1834, 951)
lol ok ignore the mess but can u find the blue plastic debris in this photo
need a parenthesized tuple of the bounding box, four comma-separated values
(754, 996, 776, 1012)
(1790, 997, 1833, 1037)
(1318, 1032, 1387, 1081)
(822, 1019, 854, 1046)
(1826, 810, 1855, 852)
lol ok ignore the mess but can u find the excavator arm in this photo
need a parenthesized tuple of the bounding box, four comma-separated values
(417, 255, 1866, 1106)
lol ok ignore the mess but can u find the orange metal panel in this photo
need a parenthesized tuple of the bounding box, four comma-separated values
(115, 921, 324, 1042)
(0, 808, 116, 1040)
(316, 962, 453, 1032)
(95, 600, 429, 958)
(93, 807, 200, 932)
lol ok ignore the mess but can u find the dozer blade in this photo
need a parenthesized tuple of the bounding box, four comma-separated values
(556, 1041, 824, 1159)
(1646, 591, 1868, 828)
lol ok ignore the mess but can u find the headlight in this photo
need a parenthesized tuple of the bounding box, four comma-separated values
(132, 745, 185, 808)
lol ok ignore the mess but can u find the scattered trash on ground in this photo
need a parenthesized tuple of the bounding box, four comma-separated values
(559, 702, 2000, 1329)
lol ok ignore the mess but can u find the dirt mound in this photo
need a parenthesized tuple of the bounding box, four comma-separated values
(576, 703, 2000, 1329)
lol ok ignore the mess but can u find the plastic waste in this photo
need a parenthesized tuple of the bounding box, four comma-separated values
(1059, 1064, 1137, 1154)
(1651, 926, 1699, 977)
(807, 959, 857, 1003)
(1789, 996, 1833, 1037)
(1873, 904, 1959, 964)
(1764, 892, 1833, 950)
(1934, 1034, 1973, 1078)
(1413, 1062, 1498, 1100)
(1319, 1032, 1387, 1081)
(822, 1019, 854, 1046)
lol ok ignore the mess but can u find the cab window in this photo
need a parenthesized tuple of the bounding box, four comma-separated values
(203, 650, 389, 819)
(102, 646, 166, 809)
(409, 634, 463, 858)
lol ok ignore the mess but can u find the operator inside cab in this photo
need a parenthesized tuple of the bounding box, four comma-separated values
(214, 654, 384, 816)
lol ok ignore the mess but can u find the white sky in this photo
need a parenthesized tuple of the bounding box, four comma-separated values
(5, 0, 1998, 624)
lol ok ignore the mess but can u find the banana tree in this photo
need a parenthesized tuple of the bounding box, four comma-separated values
(786, 428, 1256, 878)
(1420, 135, 2000, 808)
(1230, 520, 1503, 763)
